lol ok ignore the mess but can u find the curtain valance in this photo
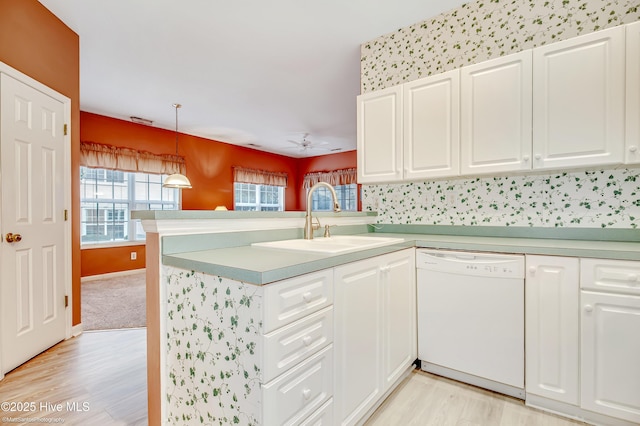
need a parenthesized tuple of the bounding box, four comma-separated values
(233, 166, 288, 187)
(303, 168, 357, 189)
(80, 141, 186, 175)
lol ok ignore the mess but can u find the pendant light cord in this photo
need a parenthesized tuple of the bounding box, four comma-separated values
(173, 103, 181, 155)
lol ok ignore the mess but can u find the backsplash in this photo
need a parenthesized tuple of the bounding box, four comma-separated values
(362, 168, 639, 228)
(359, 0, 640, 229)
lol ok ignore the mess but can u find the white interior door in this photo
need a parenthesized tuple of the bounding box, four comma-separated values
(0, 72, 68, 375)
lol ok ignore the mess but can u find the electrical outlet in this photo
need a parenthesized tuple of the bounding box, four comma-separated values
(130, 252, 137, 260)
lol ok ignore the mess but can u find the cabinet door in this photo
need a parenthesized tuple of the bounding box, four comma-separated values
(460, 50, 532, 175)
(533, 26, 625, 169)
(356, 86, 403, 184)
(333, 258, 383, 426)
(382, 249, 416, 390)
(403, 70, 460, 179)
(626, 21, 640, 164)
(525, 255, 579, 405)
(581, 291, 640, 423)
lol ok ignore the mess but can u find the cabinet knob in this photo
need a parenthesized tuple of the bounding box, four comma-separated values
(523, 155, 530, 162)
(534, 154, 542, 161)
(584, 304, 593, 313)
(302, 388, 312, 400)
(302, 292, 313, 303)
(380, 265, 390, 273)
(528, 266, 536, 276)
(628, 273, 638, 283)
(302, 336, 312, 346)
(629, 145, 638, 153)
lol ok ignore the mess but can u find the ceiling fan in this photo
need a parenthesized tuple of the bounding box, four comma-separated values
(286, 133, 330, 154)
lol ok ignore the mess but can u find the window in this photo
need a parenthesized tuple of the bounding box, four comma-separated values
(310, 184, 357, 211)
(80, 167, 179, 244)
(234, 183, 284, 211)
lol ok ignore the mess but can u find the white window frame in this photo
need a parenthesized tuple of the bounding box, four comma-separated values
(80, 166, 180, 246)
(309, 183, 358, 211)
(234, 182, 285, 211)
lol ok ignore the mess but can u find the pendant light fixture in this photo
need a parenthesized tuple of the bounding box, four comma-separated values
(162, 103, 192, 189)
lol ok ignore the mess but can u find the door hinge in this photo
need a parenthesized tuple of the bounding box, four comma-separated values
(63, 124, 68, 136)
(64, 209, 68, 221)
(64, 295, 69, 308)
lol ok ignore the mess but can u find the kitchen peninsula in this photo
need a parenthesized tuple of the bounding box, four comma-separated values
(134, 210, 640, 425)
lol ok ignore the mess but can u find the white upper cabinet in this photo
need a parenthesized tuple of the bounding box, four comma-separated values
(460, 51, 532, 175)
(403, 69, 460, 179)
(532, 26, 625, 170)
(357, 23, 634, 183)
(357, 85, 403, 183)
(626, 21, 640, 164)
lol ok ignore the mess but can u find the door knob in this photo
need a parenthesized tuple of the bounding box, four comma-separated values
(5, 233, 22, 243)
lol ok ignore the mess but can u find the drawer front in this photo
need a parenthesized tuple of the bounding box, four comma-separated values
(263, 306, 333, 383)
(299, 398, 333, 426)
(263, 345, 333, 426)
(581, 258, 640, 296)
(263, 270, 333, 333)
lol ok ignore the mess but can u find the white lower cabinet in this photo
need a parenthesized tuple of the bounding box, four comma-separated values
(261, 270, 335, 425)
(525, 255, 579, 405)
(263, 345, 334, 425)
(526, 256, 640, 425)
(333, 249, 416, 426)
(580, 259, 640, 424)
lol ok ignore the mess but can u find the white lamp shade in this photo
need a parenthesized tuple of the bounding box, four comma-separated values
(162, 173, 192, 188)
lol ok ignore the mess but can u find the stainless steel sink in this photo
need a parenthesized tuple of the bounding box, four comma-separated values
(251, 235, 404, 255)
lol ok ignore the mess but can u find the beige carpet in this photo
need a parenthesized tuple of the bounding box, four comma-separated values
(81, 271, 146, 331)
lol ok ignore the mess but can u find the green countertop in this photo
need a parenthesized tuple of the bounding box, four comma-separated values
(163, 232, 640, 285)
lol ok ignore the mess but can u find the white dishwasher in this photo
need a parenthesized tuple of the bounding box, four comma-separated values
(417, 249, 525, 399)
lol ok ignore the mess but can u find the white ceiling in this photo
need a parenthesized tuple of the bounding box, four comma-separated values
(39, 0, 466, 157)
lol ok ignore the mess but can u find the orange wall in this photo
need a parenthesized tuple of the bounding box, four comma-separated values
(81, 112, 301, 211)
(81, 245, 146, 276)
(0, 0, 82, 325)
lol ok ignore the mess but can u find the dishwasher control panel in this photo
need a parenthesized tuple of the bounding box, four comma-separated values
(416, 249, 525, 279)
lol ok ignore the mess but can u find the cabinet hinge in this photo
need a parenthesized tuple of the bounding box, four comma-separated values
(64, 295, 69, 308)
(64, 124, 68, 136)
(64, 209, 68, 221)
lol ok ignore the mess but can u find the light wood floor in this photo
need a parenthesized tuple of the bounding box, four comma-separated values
(0, 329, 586, 426)
(366, 369, 586, 426)
(0, 328, 147, 425)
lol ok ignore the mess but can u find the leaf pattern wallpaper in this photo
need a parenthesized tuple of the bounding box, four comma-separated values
(165, 267, 263, 425)
(360, 0, 640, 229)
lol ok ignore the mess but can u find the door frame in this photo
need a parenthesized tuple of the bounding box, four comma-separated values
(0, 61, 72, 380)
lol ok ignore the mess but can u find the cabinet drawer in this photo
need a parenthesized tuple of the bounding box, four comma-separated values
(263, 306, 333, 383)
(263, 345, 333, 426)
(581, 258, 640, 296)
(263, 270, 333, 333)
(300, 398, 333, 426)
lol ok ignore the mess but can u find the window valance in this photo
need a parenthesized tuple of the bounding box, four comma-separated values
(233, 166, 288, 187)
(303, 168, 357, 189)
(80, 141, 186, 175)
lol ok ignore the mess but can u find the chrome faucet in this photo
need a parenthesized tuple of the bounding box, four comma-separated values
(304, 182, 341, 239)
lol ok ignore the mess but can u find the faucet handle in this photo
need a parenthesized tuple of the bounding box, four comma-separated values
(312, 216, 321, 230)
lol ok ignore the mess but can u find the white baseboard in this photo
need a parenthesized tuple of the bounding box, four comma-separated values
(81, 268, 146, 282)
(526, 394, 639, 426)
